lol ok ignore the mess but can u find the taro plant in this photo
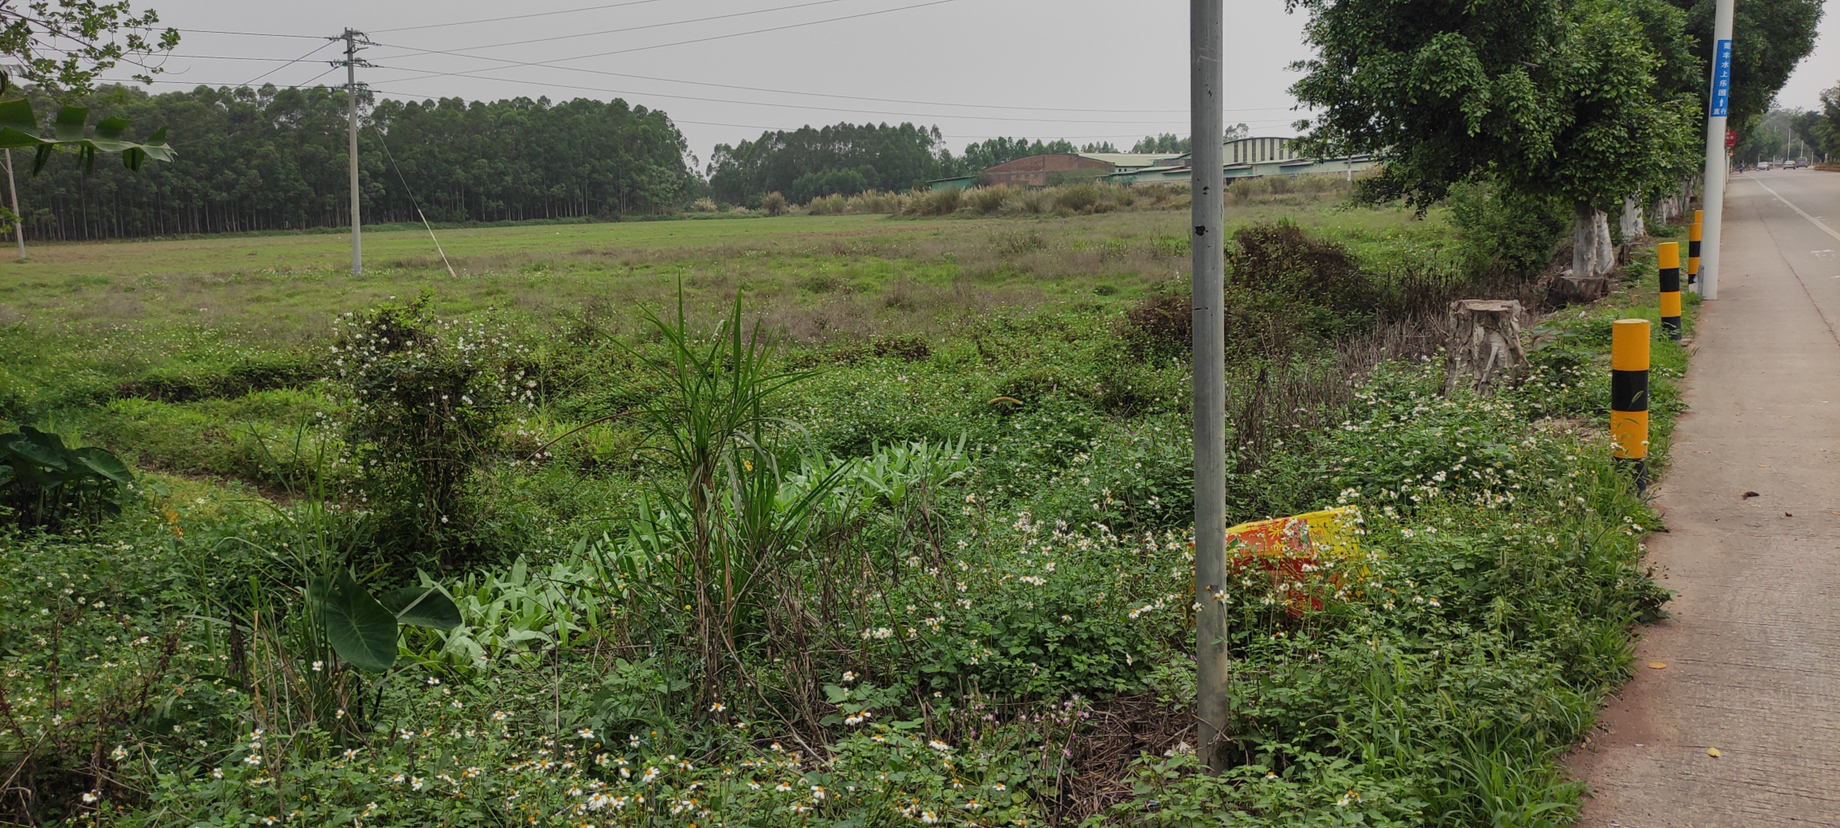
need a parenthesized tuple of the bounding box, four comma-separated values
(306, 569, 462, 673)
(0, 425, 133, 529)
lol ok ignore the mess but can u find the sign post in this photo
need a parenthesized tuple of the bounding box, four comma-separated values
(1698, 3, 1734, 300)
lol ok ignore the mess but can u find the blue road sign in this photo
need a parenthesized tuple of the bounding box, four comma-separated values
(1710, 39, 1733, 118)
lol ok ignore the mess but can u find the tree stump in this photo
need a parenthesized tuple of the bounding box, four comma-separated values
(1552, 269, 1610, 305)
(1444, 299, 1525, 396)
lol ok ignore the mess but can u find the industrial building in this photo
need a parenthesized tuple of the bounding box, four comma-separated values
(926, 136, 1378, 191)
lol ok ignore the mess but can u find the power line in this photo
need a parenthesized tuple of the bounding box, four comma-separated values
(237, 39, 337, 88)
(368, 69, 1210, 125)
(371, 44, 1215, 115)
(371, 0, 677, 34)
(427, 0, 870, 54)
(373, 0, 965, 66)
(176, 28, 327, 40)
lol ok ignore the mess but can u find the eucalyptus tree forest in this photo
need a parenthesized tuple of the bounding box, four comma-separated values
(8, 84, 698, 241)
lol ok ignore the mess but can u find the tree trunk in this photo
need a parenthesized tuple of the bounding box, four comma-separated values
(1619, 196, 1646, 241)
(1572, 202, 1616, 277)
(1444, 299, 1526, 396)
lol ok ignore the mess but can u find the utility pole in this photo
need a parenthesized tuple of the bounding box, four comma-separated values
(339, 28, 372, 277)
(1190, 0, 1229, 774)
(5, 149, 23, 261)
(1697, 0, 1734, 300)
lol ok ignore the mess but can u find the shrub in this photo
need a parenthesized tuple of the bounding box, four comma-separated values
(1120, 290, 1192, 359)
(761, 191, 789, 216)
(1447, 178, 1570, 278)
(1224, 221, 1381, 353)
(689, 198, 719, 213)
(331, 293, 527, 567)
(1055, 182, 1102, 213)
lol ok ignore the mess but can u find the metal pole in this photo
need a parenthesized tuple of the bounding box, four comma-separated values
(5, 149, 23, 261)
(1190, 0, 1229, 774)
(1698, 0, 1734, 299)
(346, 28, 363, 277)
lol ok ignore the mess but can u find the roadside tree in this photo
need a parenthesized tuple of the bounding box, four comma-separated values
(1288, 0, 1698, 276)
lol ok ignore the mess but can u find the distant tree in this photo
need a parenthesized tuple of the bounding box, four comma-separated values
(1080, 141, 1119, 153)
(1290, 0, 1698, 275)
(1127, 125, 1249, 155)
(949, 137, 1080, 174)
(1130, 133, 1188, 154)
(709, 122, 944, 203)
(1818, 85, 1840, 160)
(10, 86, 692, 239)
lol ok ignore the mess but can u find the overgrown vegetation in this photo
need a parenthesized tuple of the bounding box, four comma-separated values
(0, 200, 1693, 826)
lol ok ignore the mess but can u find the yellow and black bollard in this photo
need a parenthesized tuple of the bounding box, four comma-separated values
(1658, 242, 1682, 341)
(1611, 319, 1651, 493)
(1688, 210, 1702, 287)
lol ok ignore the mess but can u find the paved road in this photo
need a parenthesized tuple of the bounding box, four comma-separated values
(1570, 168, 1840, 826)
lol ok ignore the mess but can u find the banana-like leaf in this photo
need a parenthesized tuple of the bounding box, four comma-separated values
(310, 570, 400, 672)
(0, 97, 174, 174)
(72, 446, 133, 487)
(8, 427, 70, 472)
(379, 586, 463, 631)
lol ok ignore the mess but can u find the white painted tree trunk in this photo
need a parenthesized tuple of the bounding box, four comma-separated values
(1620, 196, 1646, 241)
(1572, 203, 1616, 277)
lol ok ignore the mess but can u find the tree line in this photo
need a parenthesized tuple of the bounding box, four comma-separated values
(10, 83, 696, 241)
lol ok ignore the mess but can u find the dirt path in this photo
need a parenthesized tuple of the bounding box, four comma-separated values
(1569, 169, 1840, 826)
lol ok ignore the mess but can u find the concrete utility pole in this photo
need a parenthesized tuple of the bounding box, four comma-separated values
(1190, 0, 1229, 774)
(1698, 0, 1734, 299)
(5, 149, 23, 261)
(341, 28, 371, 277)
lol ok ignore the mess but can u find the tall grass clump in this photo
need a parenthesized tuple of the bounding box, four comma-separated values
(968, 185, 1013, 214)
(905, 187, 963, 217)
(805, 193, 848, 215)
(844, 189, 909, 214)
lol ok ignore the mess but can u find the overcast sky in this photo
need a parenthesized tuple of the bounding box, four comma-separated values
(109, 0, 1839, 166)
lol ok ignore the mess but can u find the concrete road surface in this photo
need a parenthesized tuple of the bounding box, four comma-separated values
(1570, 168, 1840, 826)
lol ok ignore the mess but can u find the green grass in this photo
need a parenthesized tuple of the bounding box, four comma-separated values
(0, 193, 1691, 828)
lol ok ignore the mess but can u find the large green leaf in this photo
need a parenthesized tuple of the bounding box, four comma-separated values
(379, 586, 463, 631)
(71, 447, 133, 487)
(311, 570, 400, 672)
(0, 99, 174, 173)
(8, 427, 72, 477)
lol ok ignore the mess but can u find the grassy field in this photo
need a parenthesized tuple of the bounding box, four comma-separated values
(0, 199, 1434, 342)
(0, 189, 1692, 827)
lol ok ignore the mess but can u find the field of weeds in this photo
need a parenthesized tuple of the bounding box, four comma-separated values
(0, 197, 1694, 827)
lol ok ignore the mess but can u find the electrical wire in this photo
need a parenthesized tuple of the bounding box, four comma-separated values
(237, 39, 336, 88)
(370, 0, 676, 34)
(177, 28, 327, 40)
(368, 69, 1202, 125)
(370, 44, 1214, 115)
(373, 0, 964, 67)
(424, 0, 869, 53)
(371, 123, 457, 278)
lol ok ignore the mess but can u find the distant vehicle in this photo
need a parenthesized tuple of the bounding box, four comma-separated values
(1784, 159, 1798, 169)
(1759, 161, 1772, 170)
